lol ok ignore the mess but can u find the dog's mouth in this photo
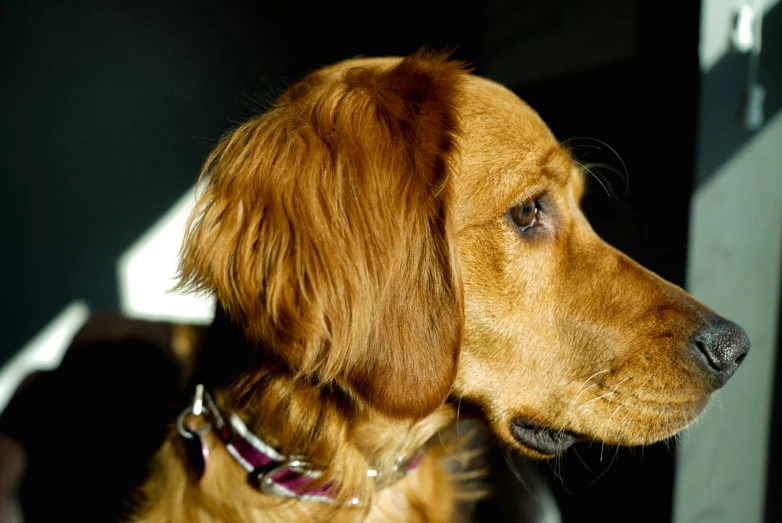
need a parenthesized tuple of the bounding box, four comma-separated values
(510, 419, 579, 456)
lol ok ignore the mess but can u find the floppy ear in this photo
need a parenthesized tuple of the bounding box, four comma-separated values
(179, 51, 465, 419)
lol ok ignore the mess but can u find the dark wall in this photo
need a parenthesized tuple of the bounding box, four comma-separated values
(0, 0, 487, 365)
(1, 1, 280, 360)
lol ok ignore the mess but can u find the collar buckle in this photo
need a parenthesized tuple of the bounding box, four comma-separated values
(257, 458, 346, 504)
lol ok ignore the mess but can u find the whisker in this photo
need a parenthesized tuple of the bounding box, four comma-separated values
(546, 455, 572, 494)
(456, 397, 463, 443)
(599, 403, 626, 462)
(500, 446, 536, 497)
(566, 369, 611, 415)
(591, 376, 631, 404)
(572, 447, 597, 477)
(565, 136, 629, 196)
(586, 137, 629, 196)
(592, 444, 621, 484)
(573, 160, 611, 199)
(565, 143, 602, 151)
(608, 404, 624, 423)
(563, 136, 630, 200)
(581, 162, 627, 184)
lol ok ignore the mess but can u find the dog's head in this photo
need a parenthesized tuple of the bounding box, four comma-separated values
(180, 52, 749, 458)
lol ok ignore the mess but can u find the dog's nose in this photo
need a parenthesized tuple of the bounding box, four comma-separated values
(690, 319, 750, 387)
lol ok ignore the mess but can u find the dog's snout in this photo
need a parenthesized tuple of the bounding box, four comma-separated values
(690, 319, 750, 387)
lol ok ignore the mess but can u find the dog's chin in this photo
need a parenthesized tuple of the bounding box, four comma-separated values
(509, 419, 581, 457)
(596, 397, 711, 447)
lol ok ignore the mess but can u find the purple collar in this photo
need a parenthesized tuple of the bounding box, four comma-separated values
(177, 384, 422, 505)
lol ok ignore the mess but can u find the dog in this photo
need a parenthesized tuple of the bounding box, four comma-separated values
(129, 51, 749, 522)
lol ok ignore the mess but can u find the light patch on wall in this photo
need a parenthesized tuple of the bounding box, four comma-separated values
(0, 301, 90, 413)
(700, 0, 780, 71)
(117, 186, 215, 324)
(0, 188, 215, 414)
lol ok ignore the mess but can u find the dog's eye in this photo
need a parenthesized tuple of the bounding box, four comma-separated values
(509, 200, 539, 232)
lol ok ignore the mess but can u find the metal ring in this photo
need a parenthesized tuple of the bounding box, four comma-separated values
(177, 407, 211, 440)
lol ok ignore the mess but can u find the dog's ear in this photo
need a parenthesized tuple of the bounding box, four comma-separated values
(179, 51, 464, 419)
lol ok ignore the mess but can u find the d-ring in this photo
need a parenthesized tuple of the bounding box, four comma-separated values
(177, 384, 211, 439)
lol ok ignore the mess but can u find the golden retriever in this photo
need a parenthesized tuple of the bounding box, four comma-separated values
(130, 51, 749, 522)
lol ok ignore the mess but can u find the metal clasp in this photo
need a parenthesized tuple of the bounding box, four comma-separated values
(257, 457, 318, 496)
(390, 452, 418, 482)
(177, 383, 211, 440)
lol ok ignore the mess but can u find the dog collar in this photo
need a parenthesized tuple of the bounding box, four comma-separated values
(177, 384, 422, 505)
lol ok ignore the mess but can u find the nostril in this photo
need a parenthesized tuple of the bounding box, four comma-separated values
(689, 319, 750, 385)
(693, 337, 724, 371)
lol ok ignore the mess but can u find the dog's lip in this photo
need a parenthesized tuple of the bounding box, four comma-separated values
(510, 419, 579, 456)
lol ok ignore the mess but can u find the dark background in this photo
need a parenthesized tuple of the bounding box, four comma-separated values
(1, 1, 779, 521)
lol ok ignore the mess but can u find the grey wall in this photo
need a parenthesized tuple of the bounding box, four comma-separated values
(674, 1, 782, 522)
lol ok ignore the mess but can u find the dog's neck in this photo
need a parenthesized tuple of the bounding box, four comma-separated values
(192, 306, 456, 502)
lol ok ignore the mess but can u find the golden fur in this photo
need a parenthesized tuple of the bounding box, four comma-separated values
(131, 51, 743, 522)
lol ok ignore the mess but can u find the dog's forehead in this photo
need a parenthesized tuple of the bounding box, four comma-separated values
(312, 57, 578, 224)
(454, 75, 574, 225)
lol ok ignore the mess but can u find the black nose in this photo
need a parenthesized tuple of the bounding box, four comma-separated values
(690, 319, 750, 387)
